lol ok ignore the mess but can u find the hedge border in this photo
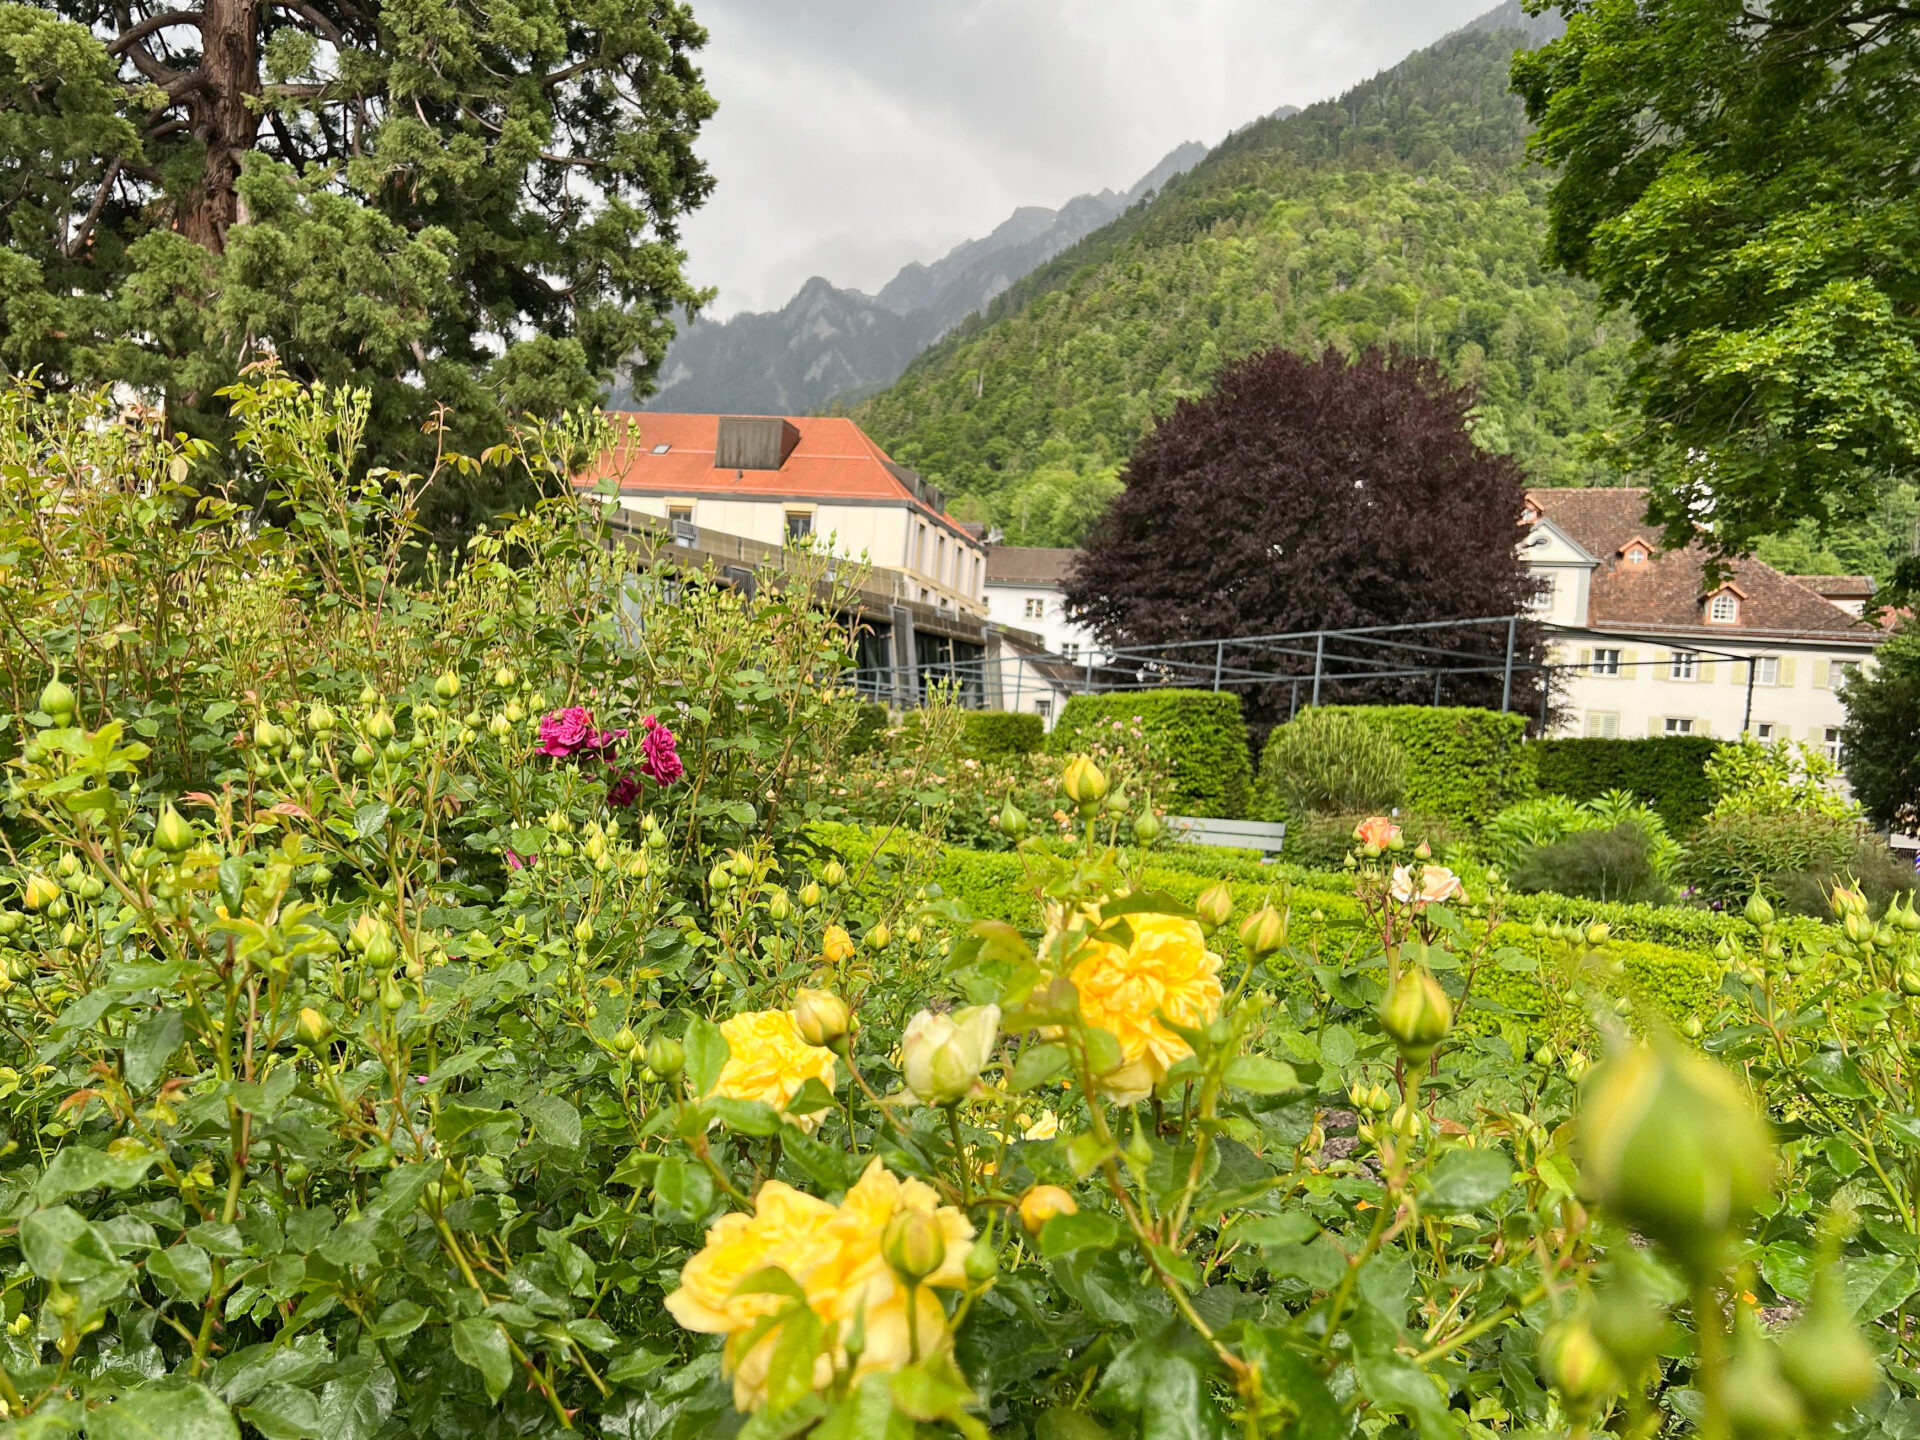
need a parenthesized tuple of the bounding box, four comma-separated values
(1046, 690, 1254, 819)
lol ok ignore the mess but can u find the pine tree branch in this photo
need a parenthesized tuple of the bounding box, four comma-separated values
(109, 9, 205, 56)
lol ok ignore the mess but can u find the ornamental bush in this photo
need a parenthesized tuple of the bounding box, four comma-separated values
(957, 710, 1045, 762)
(1257, 708, 1407, 815)
(1533, 735, 1723, 831)
(1309, 705, 1532, 826)
(1046, 689, 1253, 818)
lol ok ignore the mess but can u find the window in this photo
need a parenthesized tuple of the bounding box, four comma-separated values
(1832, 660, 1862, 688)
(1668, 651, 1698, 681)
(1585, 711, 1620, 739)
(1754, 656, 1779, 686)
(1533, 574, 1556, 612)
(1822, 725, 1842, 763)
(1664, 717, 1694, 736)
(1590, 648, 1622, 677)
(1624, 543, 1649, 565)
(784, 511, 813, 541)
(1753, 722, 1776, 742)
(1034, 698, 1051, 722)
(1023, 597, 1044, 619)
(1708, 591, 1739, 623)
(650, 443, 671, 455)
(668, 505, 692, 524)
(1062, 642, 1080, 663)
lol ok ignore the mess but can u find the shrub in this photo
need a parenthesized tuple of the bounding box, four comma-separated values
(959, 709, 1045, 761)
(1681, 811, 1865, 904)
(1704, 735, 1858, 819)
(1770, 838, 1918, 918)
(1047, 689, 1253, 818)
(1258, 708, 1407, 815)
(1839, 623, 1920, 828)
(1533, 735, 1722, 830)
(1511, 823, 1675, 905)
(1310, 705, 1532, 826)
(842, 701, 891, 756)
(1481, 790, 1682, 881)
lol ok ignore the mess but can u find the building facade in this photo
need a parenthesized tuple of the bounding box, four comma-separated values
(1523, 489, 1885, 755)
(585, 413, 987, 616)
(979, 546, 1107, 724)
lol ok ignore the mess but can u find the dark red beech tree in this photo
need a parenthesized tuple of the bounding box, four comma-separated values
(1063, 346, 1549, 729)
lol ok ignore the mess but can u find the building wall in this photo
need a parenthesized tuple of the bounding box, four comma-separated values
(616, 495, 985, 613)
(982, 580, 1101, 662)
(1547, 631, 1873, 755)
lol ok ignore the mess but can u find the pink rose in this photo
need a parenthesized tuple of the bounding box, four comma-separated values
(1390, 864, 1465, 908)
(538, 706, 595, 759)
(640, 715, 683, 786)
(1354, 816, 1402, 852)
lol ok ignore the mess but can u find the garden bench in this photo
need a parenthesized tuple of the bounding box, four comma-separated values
(1167, 815, 1286, 855)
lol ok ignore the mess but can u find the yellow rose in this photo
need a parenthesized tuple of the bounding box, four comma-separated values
(821, 924, 855, 964)
(666, 1160, 974, 1411)
(710, 1010, 838, 1130)
(1069, 912, 1223, 1103)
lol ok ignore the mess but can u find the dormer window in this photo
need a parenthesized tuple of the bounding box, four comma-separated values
(1708, 590, 1739, 623)
(1622, 541, 1650, 565)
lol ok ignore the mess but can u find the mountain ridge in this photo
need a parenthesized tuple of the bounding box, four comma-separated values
(615, 140, 1208, 416)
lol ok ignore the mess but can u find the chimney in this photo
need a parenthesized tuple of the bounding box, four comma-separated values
(714, 416, 800, 471)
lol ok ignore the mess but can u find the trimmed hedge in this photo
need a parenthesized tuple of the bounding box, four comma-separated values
(1307, 706, 1532, 827)
(1532, 735, 1722, 831)
(828, 830, 1725, 1029)
(842, 702, 890, 757)
(959, 711, 1045, 762)
(1047, 689, 1254, 819)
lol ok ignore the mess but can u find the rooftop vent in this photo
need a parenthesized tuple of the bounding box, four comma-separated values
(714, 416, 800, 472)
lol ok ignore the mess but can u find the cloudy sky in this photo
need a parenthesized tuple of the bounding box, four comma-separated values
(676, 0, 1494, 317)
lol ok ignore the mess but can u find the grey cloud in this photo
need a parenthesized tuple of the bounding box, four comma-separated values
(678, 0, 1491, 315)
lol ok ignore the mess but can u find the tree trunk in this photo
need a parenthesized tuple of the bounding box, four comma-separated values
(180, 0, 262, 253)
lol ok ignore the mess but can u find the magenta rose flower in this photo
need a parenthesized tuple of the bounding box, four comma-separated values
(538, 706, 595, 759)
(640, 715, 683, 785)
(605, 771, 643, 809)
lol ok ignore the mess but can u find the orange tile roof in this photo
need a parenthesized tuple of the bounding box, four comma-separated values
(581, 413, 970, 535)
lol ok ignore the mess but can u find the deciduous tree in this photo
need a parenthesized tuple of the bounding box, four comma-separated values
(1513, 0, 1920, 560)
(1064, 346, 1546, 729)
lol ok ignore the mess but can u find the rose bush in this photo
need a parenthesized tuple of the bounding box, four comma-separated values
(0, 375, 1905, 1440)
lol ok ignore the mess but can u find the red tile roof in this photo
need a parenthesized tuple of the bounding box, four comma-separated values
(582, 413, 969, 534)
(1528, 488, 1880, 643)
(985, 546, 1078, 586)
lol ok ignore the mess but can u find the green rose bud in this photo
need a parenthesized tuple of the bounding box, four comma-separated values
(1744, 893, 1775, 929)
(1060, 754, 1109, 809)
(296, 1008, 334, 1047)
(1132, 809, 1163, 845)
(39, 675, 76, 721)
(154, 805, 195, 854)
(881, 1208, 946, 1284)
(1779, 1261, 1880, 1424)
(434, 671, 461, 700)
(792, 988, 851, 1049)
(1541, 1316, 1621, 1405)
(1236, 904, 1288, 958)
(1194, 882, 1234, 934)
(1378, 966, 1453, 1063)
(997, 799, 1029, 840)
(645, 1034, 685, 1079)
(1577, 1040, 1775, 1275)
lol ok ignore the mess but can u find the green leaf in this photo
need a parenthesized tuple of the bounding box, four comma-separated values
(1355, 1352, 1456, 1440)
(1138, 1354, 1232, 1440)
(783, 1076, 838, 1116)
(85, 1382, 238, 1440)
(367, 1300, 426, 1339)
(1421, 1146, 1514, 1212)
(1223, 1056, 1299, 1094)
(146, 1243, 212, 1304)
(1843, 1254, 1918, 1320)
(607, 1349, 672, 1386)
(369, 1161, 442, 1220)
(35, 1146, 156, 1204)
(709, 1097, 782, 1135)
(353, 802, 391, 840)
(1804, 1048, 1873, 1100)
(236, 1385, 323, 1440)
(1083, 1025, 1124, 1078)
(1011, 1042, 1071, 1091)
(888, 1352, 975, 1422)
(518, 1093, 582, 1150)
(120, 1010, 185, 1095)
(1039, 1210, 1121, 1258)
(451, 1316, 513, 1403)
(316, 1364, 395, 1440)
(763, 1307, 823, 1415)
(1233, 1213, 1318, 1248)
(686, 1016, 730, 1096)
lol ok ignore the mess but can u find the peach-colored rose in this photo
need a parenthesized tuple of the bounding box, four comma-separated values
(1354, 816, 1402, 852)
(1390, 864, 1466, 908)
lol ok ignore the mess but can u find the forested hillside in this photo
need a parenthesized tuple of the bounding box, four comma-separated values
(854, 24, 1628, 546)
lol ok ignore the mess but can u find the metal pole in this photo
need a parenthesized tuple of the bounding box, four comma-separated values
(1743, 653, 1756, 735)
(1212, 640, 1223, 691)
(1311, 632, 1324, 707)
(1432, 670, 1442, 706)
(1290, 680, 1300, 720)
(1500, 615, 1517, 712)
(1084, 652, 1093, 695)
(1539, 665, 1551, 732)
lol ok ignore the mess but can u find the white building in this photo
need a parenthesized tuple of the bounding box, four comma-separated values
(980, 546, 1106, 724)
(1523, 488, 1886, 755)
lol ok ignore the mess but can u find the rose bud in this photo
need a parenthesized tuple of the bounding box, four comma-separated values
(792, 988, 851, 1049)
(1018, 1184, 1078, 1237)
(901, 1004, 999, 1106)
(1378, 967, 1453, 1062)
(881, 1208, 946, 1284)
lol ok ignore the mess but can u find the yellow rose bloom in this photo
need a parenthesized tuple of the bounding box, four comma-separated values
(1069, 912, 1223, 1103)
(665, 1159, 974, 1411)
(709, 1010, 838, 1130)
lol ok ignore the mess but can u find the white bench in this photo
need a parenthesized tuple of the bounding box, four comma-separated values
(1167, 816, 1287, 855)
